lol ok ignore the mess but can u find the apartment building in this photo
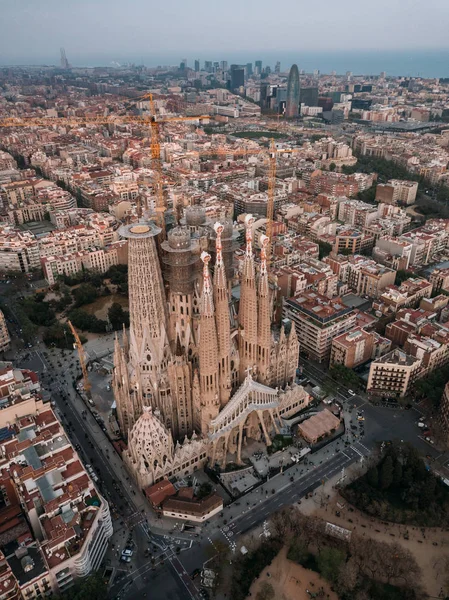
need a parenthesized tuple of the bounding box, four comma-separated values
(332, 227, 375, 255)
(41, 241, 127, 285)
(399, 230, 438, 266)
(0, 228, 40, 273)
(283, 291, 356, 363)
(0, 363, 113, 595)
(375, 180, 418, 205)
(367, 349, 421, 398)
(110, 180, 139, 201)
(404, 331, 449, 378)
(0, 311, 10, 353)
(337, 199, 377, 229)
(1, 180, 35, 206)
(385, 308, 436, 346)
(326, 255, 396, 299)
(429, 268, 449, 294)
(373, 235, 413, 270)
(374, 277, 432, 315)
(330, 327, 375, 368)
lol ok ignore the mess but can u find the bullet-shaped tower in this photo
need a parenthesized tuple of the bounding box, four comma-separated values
(257, 234, 271, 384)
(198, 251, 220, 434)
(213, 222, 232, 406)
(238, 214, 258, 381)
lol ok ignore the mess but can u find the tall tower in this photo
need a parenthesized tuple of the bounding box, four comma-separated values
(161, 226, 199, 349)
(60, 48, 70, 70)
(198, 252, 220, 435)
(213, 223, 232, 407)
(285, 64, 300, 118)
(238, 214, 258, 381)
(118, 222, 171, 406)
(257, 234, 271, 384)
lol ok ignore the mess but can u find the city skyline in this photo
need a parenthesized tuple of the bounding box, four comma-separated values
(1, 0, 449, 71)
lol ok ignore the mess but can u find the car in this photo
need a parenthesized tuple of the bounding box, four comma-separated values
(122, 548, 133, 557)
(120, 556, 131, 563)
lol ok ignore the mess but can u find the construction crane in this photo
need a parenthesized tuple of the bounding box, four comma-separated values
(0, 111, 298, 261)
(195, 141, 298, 265)
(266, 139, 277, 266)
(0, 102, 209, 237)
(67, 320, 91, 396)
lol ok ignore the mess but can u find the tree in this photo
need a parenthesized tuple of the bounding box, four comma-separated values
(329, 162, 336, 172)
(196, 482, 213, 500)
(395, 270, 414, 286)
(61, 573, 107, 600)
(287, 539, 309, 564)
(316, 547, 346, 584)
(366, 466, 379, 488)
(379, 455, 394, 490)
(72, 283, 99, 307)
(108, 302, 130, 330)
(318, 241, 333, 260)
(68, 309, 107, 333)
(256, 582, 275, 600)
(393, 461, 403, 487)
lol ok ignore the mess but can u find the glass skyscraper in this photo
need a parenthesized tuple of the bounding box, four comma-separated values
(285, 64, 300, 118)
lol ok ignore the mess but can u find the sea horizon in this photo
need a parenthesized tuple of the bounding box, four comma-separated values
(1, 48, 449, 79)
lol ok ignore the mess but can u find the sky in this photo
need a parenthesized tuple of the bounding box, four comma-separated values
(1, 0, 449, 69)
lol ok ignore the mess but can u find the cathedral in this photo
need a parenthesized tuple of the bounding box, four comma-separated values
(113, 208, 309, 488)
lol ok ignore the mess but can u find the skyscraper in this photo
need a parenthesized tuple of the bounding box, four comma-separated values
(246, 62, 253, 76)
(230, 65, 245, 90)
(194, 59, 200, 72)
(255, 60, 262, 75)
(300, 86, 319, 107)
(285, 64, 300, 118)
(275, 61, 281, 73)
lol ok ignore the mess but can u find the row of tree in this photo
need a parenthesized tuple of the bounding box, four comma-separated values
(343, 443, 449, 526)
(271, 509, 424, 600)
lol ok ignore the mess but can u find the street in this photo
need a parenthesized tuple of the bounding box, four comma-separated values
(6, 338, 449, 600)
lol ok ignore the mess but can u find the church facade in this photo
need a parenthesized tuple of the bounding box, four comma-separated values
(114, 210, 309, 488)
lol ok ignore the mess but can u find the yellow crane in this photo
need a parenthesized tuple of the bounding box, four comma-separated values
(0, 99, 209, 237)
(266, 139, 277, 266)
(67, 320, 91, 395)
(0, 109, 298, 262)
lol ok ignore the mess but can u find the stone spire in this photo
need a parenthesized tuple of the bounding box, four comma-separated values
(257, 234, 271, 384)
(117, 221, 170, 398)
(213, 222, 232, 407)
(238, 214, 258, 381)
(286, 321, 300, 385)
(198, 252, 220, 434)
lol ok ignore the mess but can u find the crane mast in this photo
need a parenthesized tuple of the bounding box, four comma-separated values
(67, 320, 91, 396)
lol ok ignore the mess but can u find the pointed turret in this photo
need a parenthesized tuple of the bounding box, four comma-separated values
(198, 252, 220, 435)
(238, 214, 258, 381)
(286, 321, 300, 385)
(257, 234, 271, 384)
(213, 222, 232, 407)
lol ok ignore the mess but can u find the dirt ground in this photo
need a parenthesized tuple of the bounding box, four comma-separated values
(309, 494, 449, 598)
(248, 546, 338, 600)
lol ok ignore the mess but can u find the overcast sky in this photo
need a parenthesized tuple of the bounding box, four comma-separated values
(1, 0, 449, 66)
